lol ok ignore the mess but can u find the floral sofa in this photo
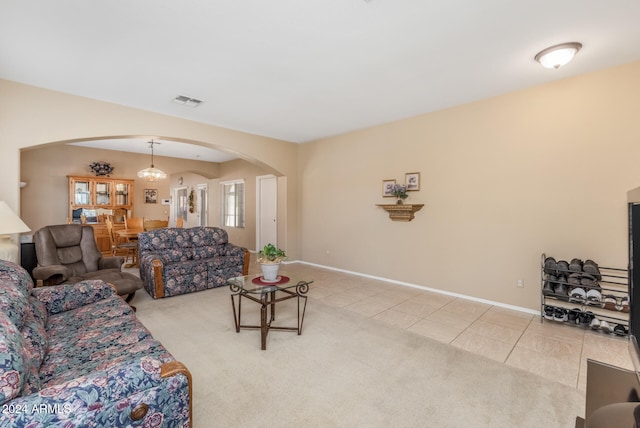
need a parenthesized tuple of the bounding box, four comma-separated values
(138, 227, 249, 299)
(0, 260, 192, 427)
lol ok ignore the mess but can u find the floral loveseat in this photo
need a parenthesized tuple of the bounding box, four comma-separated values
(138, 227, 249, 299)
(0, 260, 191, 427)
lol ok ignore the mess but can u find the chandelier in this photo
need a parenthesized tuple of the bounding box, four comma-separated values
(137, 140, 167, 182)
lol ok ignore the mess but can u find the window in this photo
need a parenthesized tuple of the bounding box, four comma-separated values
(221, 180, 245, 228)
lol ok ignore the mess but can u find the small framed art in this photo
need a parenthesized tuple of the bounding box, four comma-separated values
(382, 179, 396, 197)
(144, 189, 158, 204)
(405, 172, 420, 191)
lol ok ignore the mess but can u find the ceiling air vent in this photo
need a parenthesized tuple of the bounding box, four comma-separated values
(172, 95, 203, 107)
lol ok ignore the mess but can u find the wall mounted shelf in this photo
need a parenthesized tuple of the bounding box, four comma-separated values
(376, 204, 424, 221)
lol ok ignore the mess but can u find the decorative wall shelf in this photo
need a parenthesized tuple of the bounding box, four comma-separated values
(376, 204, 424, 222)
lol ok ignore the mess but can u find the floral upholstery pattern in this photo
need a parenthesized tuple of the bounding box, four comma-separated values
(138, 226, 247, 298)
(0, 260, 192, 427)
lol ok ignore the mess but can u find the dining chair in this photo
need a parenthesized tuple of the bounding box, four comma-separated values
(125, 217, 144, 231)
(144, 219, 169, 231)
(105, 218, 137, 266)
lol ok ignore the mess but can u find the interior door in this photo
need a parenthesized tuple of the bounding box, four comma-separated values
(257, 175, 277, 250)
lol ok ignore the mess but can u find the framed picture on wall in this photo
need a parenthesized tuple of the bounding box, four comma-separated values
(144, 189, 158, 204)
(382, 179, 396, 197)
(405, 172, 420, 191)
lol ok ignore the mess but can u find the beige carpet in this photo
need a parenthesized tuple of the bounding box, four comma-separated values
(132, 286, 584, 427)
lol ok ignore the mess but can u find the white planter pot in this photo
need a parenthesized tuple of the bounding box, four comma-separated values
(260, 263, 281, 281)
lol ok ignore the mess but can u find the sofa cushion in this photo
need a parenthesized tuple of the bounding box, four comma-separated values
(40, 295, 172, 387)
(0, 312, 29, 404)
(162, 261, 209, 296)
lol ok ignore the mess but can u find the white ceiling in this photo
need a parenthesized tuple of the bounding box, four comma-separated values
(2, 0, 640, 148)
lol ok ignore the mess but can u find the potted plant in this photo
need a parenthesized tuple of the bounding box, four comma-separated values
(391, 183, 408, 204)
(257, 243, 287, 281)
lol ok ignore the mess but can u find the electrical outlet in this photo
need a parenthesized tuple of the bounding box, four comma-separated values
(517, 279, 524, 288)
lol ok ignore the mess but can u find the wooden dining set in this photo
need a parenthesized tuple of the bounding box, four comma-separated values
(106, 217, 177, 267)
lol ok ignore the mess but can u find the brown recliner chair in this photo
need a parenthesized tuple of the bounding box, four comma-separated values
(32, 224, 142, 304)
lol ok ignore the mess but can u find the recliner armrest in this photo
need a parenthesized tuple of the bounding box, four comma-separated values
(32, 265, 70, 285)
(100, 256, 125, 270)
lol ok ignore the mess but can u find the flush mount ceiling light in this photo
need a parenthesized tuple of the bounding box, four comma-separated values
(172, 95, 203, 107)
(137, 140, 167, 182)
(535, 42, 582, 69)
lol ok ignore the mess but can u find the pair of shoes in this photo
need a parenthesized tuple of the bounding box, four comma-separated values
(543, 275, 569, 300)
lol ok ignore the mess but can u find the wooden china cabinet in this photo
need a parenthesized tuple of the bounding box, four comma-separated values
(68, 176, 135, 254)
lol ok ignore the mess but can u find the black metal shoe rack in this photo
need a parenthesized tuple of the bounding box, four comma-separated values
(540, 253, 630, 336)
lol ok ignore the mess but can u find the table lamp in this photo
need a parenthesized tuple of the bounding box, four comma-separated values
(0, 201, 31, 262)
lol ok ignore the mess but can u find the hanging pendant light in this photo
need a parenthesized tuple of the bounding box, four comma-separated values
(137, 140, 167, 182)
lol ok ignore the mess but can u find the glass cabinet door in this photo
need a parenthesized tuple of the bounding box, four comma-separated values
(95, 181, 111, 206)
(74, 180, 91, 205)
(115, 182, 130, 206)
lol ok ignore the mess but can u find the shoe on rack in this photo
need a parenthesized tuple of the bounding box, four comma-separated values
(554, 307, 568, 322)
(600, 320, 613, 334)
(614, 324, 629, 336)
(603, 294, 617, 311)
(569, 258, 584, 273)
(544, 257, 557, 275)
(617, 296, 630, 313)
(568, 273, 582, 287)
(554, 283, 569, 301)
(568, 308, 581, 324)
(542, 280, 555, 296)
(579, 311, 594, 327)
(583, 259, 602, 281)
(580, 273, 598, 288)
(590, 317, 601, 330)
(543, 305, 555, 320)
(557, 260, 570, 275)
(586, 289, 602, 306)
(569, 287, 587, 303)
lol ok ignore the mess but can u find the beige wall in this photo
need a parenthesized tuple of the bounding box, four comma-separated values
(0, 79, 300, 258)
(299, 61, 640, 310)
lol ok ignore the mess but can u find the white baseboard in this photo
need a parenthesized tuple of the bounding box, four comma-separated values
(287, 259, 540, 317)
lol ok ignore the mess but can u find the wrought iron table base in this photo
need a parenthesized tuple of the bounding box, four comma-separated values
(230, 285, 308, 350)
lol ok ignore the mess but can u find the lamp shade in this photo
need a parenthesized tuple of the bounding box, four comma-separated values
(0, 201, 30, 263)
(0, 201, 31, 235)
(535, 42, 582, 69)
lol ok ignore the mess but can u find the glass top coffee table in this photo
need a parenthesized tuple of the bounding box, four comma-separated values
(227, 272, 313, 350)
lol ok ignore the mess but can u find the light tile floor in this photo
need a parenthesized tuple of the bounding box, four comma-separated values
(274, 262, 634, 392)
